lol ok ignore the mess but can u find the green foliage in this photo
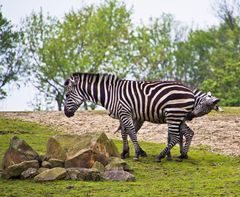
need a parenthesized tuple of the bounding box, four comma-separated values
(199, 24, 240, 105)
(1, 115, 240, 196)
(174, 29, 216, 88)
(19, 0, 240, 108)
(22, 0, 132, 110)
(130, 14, 183, 80)
(22, 9, 62, 110)
(0, 9, 25, 99)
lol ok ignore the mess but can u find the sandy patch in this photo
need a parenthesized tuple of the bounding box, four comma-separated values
(2, 111, 240, 156)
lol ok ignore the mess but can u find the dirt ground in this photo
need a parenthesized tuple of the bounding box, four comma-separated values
(2, 111, 240, 156)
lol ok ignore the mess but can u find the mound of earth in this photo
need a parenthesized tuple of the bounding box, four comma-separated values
(2, 111, 240, 156)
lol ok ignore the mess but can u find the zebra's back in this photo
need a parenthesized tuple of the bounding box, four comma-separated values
(117, 80, 195, 123)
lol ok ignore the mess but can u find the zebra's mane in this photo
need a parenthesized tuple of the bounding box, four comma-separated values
(193, 89, 207, 97)
(71, 72, 118, 80)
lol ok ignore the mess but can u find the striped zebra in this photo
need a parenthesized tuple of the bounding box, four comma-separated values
(64, 73, 220, 162)
(115, 89, 222, 160)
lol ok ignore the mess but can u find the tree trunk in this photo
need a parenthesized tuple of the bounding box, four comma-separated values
(56, 93, 63, 111)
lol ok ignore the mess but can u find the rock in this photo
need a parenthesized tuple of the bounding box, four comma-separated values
(39, 154, 50, 163)
(2, 136, 39, 170)
(38, 167, 49, 174)
(2, 160, 39, 179)
(105, 157, 131, 172)
(34, 167, 66, 182)
(66, 168, 102, 181)
(102, 170, 135, 181)
(65, 148, 106, 168)
(92, 161, 105, 172)
(41, 161, 52, 168)
(46, 133, 119, 168)
(48, 159, 64, 168)
(21, 168, 38, 179)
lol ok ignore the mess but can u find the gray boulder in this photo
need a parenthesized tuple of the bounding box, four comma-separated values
(2, 160, 39, 179)
(41, 161, 52, 168)
(34, 167, 66, 182)
(66, 168, 102, 181)
(105, 157, 131, 172)
(102, 170, 135, 181)
(21, 168, 38, 179)
(2, 136, 39, 170)
(48, 159, 64, 168)
(92, 161, 105, 172)
(46, 132, 119, 168)
(37, 167, 49, 174)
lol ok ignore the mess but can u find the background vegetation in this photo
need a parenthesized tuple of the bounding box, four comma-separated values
(1, 0, 240, 109)
(0, 115, 240, 196)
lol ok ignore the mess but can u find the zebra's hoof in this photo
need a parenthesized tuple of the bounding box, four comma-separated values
(166, 157, 173, 161)
(155, 157, 161, 162)
(133, 157, 140, 161)
(178, 154, 188, 159)
(121, 152, 129, 159)
(140, 151, 147, 157)
(176, 157, 183, 162)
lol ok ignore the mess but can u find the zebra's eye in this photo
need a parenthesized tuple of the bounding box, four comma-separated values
(66, 93, 70, 98)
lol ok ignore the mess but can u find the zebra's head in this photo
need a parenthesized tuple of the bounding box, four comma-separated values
(192, 91, 221, 118)
(64, 74, 83, 117)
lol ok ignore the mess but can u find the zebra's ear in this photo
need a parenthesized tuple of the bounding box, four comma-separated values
(207, 92, 212, 96)
(64, 79, 70, 86)
(69, 75, 78, 85)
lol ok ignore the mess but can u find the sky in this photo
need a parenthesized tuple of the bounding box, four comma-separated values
(0, 0, 219, 111)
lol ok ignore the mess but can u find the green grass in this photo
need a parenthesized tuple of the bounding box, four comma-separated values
(209, 106, 240, 116)
(1, 115, 240, 196)
(0, 116, 59, 167)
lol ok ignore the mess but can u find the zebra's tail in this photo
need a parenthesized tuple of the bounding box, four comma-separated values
(114, 124, 121, 134)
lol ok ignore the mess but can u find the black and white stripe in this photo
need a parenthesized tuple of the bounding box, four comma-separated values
(64, 73, 197, 161)
(115, 88, 221, 160)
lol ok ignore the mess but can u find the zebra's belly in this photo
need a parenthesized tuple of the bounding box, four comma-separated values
(135, 111, 166, 124)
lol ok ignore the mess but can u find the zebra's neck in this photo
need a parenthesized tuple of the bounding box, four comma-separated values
(74, 73, 119, 109)
(193, 89, 206, 108)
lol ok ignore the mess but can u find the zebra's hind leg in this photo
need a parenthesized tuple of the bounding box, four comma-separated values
(166, 135, 173, 161)
(120, 127, 130, 159)
(178, 122, 194, 159)
(120, 117, 143, 161)
(119, 119, 147, 158)
(156, 135, 180, 162)
(134, 120, 147, 157)
(156, 120, 181, 162)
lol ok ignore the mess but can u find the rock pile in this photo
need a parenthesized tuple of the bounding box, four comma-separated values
(1, 133, 135, 182)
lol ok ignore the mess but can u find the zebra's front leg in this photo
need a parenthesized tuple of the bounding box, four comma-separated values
(120, 129, 130, 159)
(166, 135, 173, 161)
(178, 122, 194, 159)
(120, 117, 142, 161)
(133, 120, 147, 157)
(156, 121, 181, 162)
(156, 134, 180, 162)
(119, 119, 147, 158)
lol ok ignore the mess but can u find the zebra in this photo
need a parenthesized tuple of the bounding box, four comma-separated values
(114, 89, 222, 160)
(64, 73, 221, 162)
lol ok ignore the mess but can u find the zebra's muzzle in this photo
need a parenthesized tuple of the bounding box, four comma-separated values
(64, 108, 75, 118)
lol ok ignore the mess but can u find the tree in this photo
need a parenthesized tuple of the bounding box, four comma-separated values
(22, 0, 132, 110)
(199, 0, 240, 105)
(22, 9, 61, 110)
(174, 29, 216, 88)
(213, 0, 240, 30)
(0, 9, 25, 99)
(129, 14, 181, 80)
